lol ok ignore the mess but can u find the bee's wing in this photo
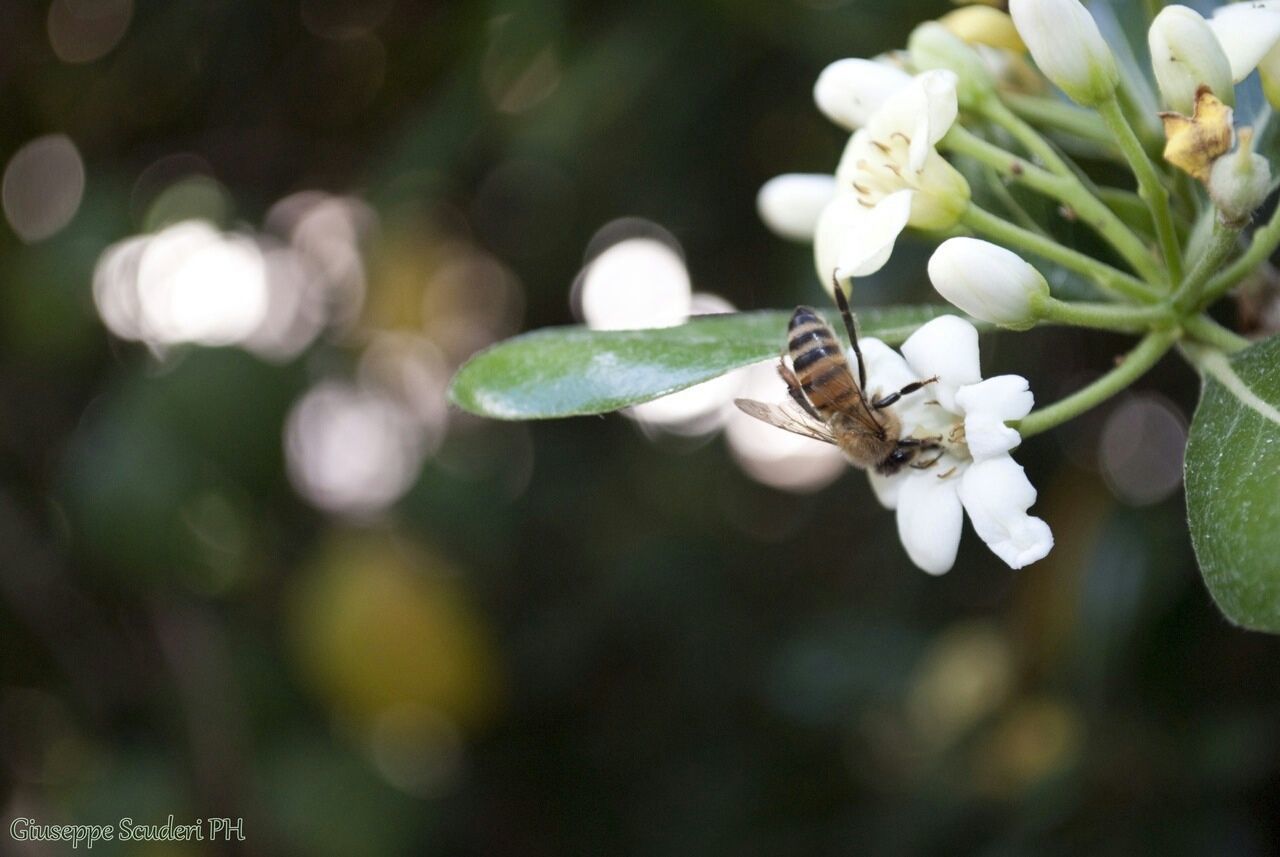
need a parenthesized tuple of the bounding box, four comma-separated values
(733, 399, 838, 445)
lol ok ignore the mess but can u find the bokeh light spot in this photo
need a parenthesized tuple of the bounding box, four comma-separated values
(2, 135, 85, 243)
(1100, 394, 1187, 506)
(284, 382, 426, 517)
(134, 221, 269, 347)
(578, 236, 692, 330)
(47, 0, 132, 64)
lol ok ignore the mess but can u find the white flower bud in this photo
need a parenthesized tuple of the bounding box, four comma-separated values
(908, 22, 995, 109)
(1149, 6, 1235, 114)
(927, 237, 1048, 330)
(1209, 128, 1273, 226)
(813, 58, 912, 131)
(756, 174, 836, 241)
(1008, 0, 1119, 105)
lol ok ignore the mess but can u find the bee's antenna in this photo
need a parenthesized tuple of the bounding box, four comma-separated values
(832, 275, 866, 392)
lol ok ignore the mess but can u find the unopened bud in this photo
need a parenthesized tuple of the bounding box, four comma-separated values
(908, 22, 995, 108)
(1149, 6, 1234, 114)
(939, 6, 1025, 53)
(756, 174, 836, 242)
(1209, 128, 1272, 226)
(813, 58, 912, 131)
(927, 237, 1048, 330)
(1008, 0, 1119, 105)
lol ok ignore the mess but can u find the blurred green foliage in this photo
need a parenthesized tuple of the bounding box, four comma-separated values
(1, 0, 1279, 855)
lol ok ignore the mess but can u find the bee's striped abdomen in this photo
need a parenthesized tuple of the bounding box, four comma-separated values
(787, 306, 860, 416)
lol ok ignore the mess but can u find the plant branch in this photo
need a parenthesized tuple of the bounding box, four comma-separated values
(1183, 314, 1250, 353)
(961, 203, 1160, 303)
(1199, 201, 1280, 307)
(1174, 219, 1243, 313)
(1033, 295, 1175, 332)
(1000, 92, 1115, 148)
(945, 125, 1163, 284)
(1098, 94, 1183, 284)
(1014, 328, 1180, 438)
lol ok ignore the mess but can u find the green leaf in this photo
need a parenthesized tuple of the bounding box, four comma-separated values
(448, 305, 971, 420)
(1185, 336, 1280, 632)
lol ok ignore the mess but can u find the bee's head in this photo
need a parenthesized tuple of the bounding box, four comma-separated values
(877, 444, 918, 476)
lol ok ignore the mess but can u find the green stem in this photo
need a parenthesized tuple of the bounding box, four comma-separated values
(984, 166, 1051, 238)
(1183, 314, 1250, 353)
(1033, 295, 1174, 332)
(1115, 72, 1165, 155)
(980, 96, 1077, 176)
(1098, 95, 1183, 284)
(945, 126, 1163, 285)
(961, 204, 1160, 304)
(1096, 187, 1155, 235)
(1173, 219, 1243, 313)
(1000, 92, 1115, 147)
(1199, 202, 1280, 307)
(1015, 328, 1180, 438)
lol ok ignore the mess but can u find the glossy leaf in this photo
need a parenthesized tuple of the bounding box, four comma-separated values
(1185, 336, 1280, 632)
(448, 305, 972, 420)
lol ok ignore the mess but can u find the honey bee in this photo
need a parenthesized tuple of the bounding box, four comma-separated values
(734, 285, 942, 476)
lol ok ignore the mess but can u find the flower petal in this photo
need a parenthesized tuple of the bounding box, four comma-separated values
(834, 189, 913, 279)
(866, 70, 959, 172)
(814, 58, 914, 130)
(954, 375, 1033, 461)
(757, 174, 837, 241)
(917, 70, 961, 148)
(867, 469, 900, 510)
(900, 315, 981, 411)
(958, 456, 1053, 569)
(858, 336, 915, 392)
(896, 470, 963, 575)
(859, 336, 945, 434)
(1210, 1, 1280, 83)
(813, 193, 859, 288)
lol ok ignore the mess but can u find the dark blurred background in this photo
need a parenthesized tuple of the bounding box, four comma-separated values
(2, 0, 1280, 854)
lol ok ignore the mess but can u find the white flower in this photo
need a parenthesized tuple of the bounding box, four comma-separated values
(858, 316, 1053, 574)
(928, 238, 1048, 330)
(756, 174, 836, 242)
(813, 57, 913, 131)
(1149, 6, 1235, 114)
(813, 70, 970, 287)
(1209, 2, 1280, 106)
(1008, 0, 1118, 105)
(1209, 2, 1280, 82)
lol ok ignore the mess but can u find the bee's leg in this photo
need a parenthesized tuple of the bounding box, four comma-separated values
(777, 361, 822, 421)
(909, 440, 946, 469)
(832, 278, 867, 392)
(872, 376, 939, 410)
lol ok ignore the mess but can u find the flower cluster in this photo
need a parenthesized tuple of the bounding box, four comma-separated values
(750, 0, 1277, 574)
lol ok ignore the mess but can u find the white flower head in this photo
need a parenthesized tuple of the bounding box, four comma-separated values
(1009, 0, 1119, 105)
(814, 70, 970, 288)
(858, 316, 1052, 574)
(757, 174, 837, 242)
(813, 57, 913, 131)
(928, 237, 1048, 330)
